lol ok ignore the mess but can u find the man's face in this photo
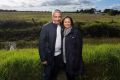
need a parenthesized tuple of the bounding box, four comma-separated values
(52, 12, 62, 25)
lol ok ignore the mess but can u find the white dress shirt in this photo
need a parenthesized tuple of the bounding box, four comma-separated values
(54, 25, 62, 56)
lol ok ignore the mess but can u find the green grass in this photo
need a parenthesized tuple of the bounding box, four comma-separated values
(0, 44, 120, 80)
(0, 49, 42, 80)
(83, 44, 120, 80)
(0, 12, 120, 23)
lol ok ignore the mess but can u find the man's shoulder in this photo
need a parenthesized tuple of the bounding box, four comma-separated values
(42, 22, 52, 29)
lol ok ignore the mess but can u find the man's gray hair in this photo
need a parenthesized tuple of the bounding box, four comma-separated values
(52, 9, 62, 16)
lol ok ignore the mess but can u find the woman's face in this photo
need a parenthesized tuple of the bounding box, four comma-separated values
(63, 18, 72, 28)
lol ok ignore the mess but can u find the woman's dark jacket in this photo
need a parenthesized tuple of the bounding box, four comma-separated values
(64, 27, 83, 76)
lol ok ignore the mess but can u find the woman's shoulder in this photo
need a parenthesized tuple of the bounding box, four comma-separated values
(71, 27, 83, 39)
(72, 27, 82, 34)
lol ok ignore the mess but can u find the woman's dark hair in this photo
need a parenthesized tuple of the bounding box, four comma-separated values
(61, 16, 74, 27)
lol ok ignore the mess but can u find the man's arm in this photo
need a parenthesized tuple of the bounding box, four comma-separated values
(39, 26, 48, 64)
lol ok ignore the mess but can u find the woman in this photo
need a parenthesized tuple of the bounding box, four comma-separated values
(62, 16, 83, 80)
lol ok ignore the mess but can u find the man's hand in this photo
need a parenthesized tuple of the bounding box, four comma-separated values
(42, 61, 48, 65)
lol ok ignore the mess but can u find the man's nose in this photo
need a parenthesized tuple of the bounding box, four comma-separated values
(57, 18, 61, 20)
(56, 18, 59, 21)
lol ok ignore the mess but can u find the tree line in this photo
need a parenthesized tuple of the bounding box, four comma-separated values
(0, 8, 120, 16)
(76, 8, 120, 16)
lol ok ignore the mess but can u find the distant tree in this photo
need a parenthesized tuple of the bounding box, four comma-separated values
(103, 9, 111, 13)
(98, 10, 101, 13)
(80, 9, 84, 13)
(0, 9, 17, 12)
(103, 9, 120, 16)
(89, 8, 96, 14)
(76, 10, 80, 13)
(79, 8, 96, 14)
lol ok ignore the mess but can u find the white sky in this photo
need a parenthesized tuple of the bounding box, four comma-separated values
(0, 0, 119, 11)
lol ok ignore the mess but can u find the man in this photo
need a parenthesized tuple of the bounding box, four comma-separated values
(39, 9, 63, 80)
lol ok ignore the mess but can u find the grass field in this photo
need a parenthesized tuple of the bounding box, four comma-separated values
(0, 12, 120, 23)
(0, 12, 120, 42)
(0, 43, 120, 80)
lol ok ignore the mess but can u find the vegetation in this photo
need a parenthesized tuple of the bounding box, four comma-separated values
(0, 44, 120, 80)
(103, 9, 120, 16)
(0, 12, 120, 41)
(0, 9, 120, 80)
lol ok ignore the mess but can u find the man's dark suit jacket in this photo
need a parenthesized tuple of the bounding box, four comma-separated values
(39, 22, 63, 64)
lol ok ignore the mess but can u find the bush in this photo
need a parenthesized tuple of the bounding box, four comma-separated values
(0, 20, 47, 30)
(0, 28, 40, 41)
(17, 40, 38, 48)
(0, 21, 120, 42)
(0, 41, 38, 49)
(82, 23, 120, 37)
(0, 20, 33, 29)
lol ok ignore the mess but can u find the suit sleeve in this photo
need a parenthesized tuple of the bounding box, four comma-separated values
(39, 26, 48, 62)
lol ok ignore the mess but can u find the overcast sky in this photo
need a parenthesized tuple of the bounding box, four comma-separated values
(0, 0, 120, 11)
